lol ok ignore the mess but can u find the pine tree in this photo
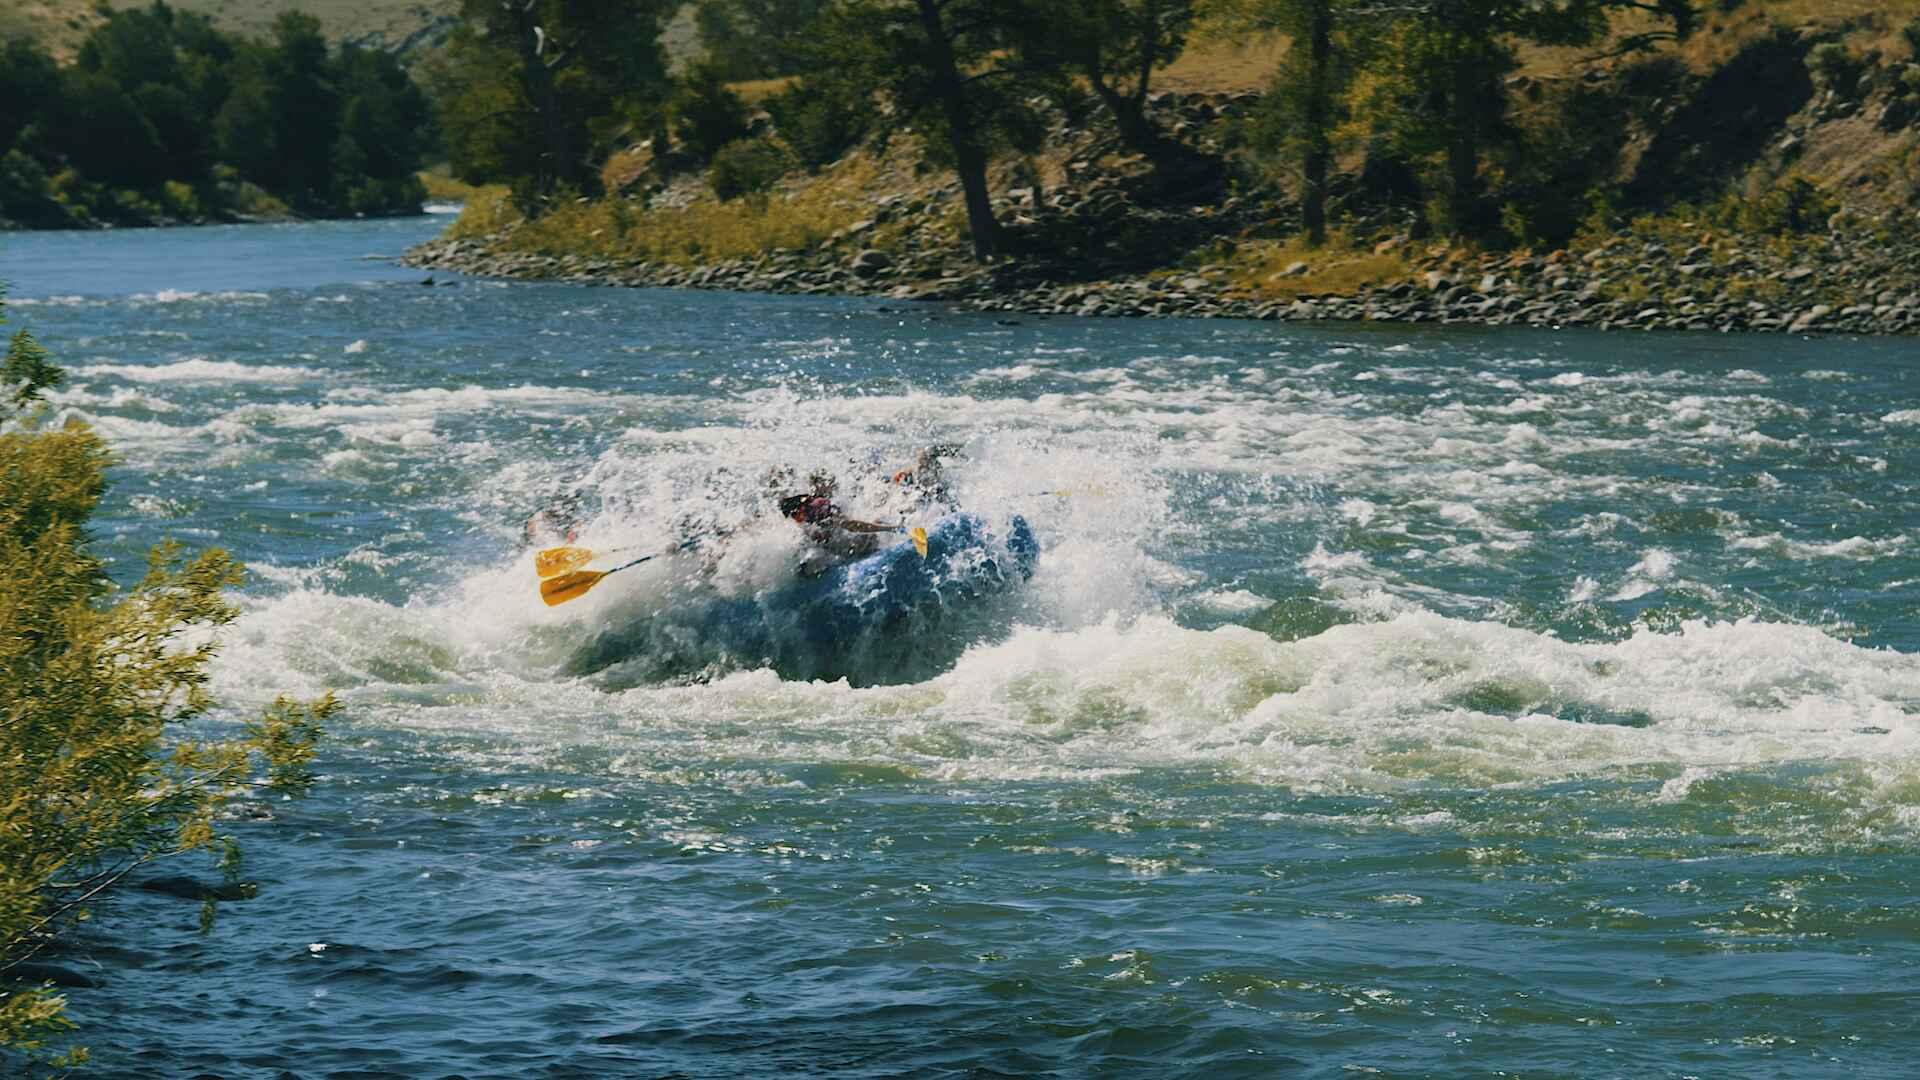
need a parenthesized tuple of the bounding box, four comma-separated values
(432, 0, 676, 212)
(810, 0, 1045, 260)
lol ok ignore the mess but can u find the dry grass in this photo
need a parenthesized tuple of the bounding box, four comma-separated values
(1512, 0, 1920, 77)
(453, 152, 890, 264)
(417, 169, 498, 203)
(729, 76, 799, 105)
(1157, 36, 1288, 94)
(1222, 233, 1412, 299)
(0, 0, 105, 61)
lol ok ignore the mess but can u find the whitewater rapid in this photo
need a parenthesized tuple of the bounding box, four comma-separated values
(24, 284, 1915, 834)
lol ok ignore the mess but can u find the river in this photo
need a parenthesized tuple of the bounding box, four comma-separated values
(3, 217, 1918, 1078)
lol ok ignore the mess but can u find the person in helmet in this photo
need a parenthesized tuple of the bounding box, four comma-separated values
(774, 471, 908, 576)
(887, 443, 960, 509)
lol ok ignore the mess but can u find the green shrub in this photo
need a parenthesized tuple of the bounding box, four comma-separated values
(0, 151, 66, 228)
(1712, 176, 1838, 235)
(160, 180, 202, 221)
(1807, 42, 1863, 94)
(763, 79, 869, 172)
(668, 61, 751, 166)
(0, 295, 333, 1068)
(708, 137, 796, 200)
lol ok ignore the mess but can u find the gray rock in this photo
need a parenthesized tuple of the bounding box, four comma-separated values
(850, 250, 893, 276)
(1790, 304, 1832, 332)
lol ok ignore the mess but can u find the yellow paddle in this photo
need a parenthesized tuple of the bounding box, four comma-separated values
(535, 545, 600, 579)
(540, 527, 929, 607)
(540, 555, 656, 606)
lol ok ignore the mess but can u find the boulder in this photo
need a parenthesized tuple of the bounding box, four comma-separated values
(849, 250, 893, 277)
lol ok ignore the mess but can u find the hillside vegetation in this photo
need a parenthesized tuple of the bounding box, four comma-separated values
(440, 0, 1920, 250)
(407, 0, 1920, 338)
(1, 3, 434, 228)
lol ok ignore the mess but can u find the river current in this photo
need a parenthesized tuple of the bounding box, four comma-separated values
(4, 218, 1919, 1078)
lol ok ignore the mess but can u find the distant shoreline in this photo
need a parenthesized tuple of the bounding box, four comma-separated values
(1, 207, 436, 234)
(403, 228, 1920, 338)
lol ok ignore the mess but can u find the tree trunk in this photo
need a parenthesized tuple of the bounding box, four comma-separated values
(1302, 0, 1332, 247)
(509, 4, 569, 206)
(915, 0, 999, 260)
(1091, 71, 1221, 202)
(1445, 37, 1481, 236)
(1091, 79, 1168, 161)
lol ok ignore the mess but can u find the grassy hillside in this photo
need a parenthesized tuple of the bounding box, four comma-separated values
(0, 0, 456, 58)
(4, 0, 699, 62)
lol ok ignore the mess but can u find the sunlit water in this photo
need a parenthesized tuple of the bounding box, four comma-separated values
(4, 219, 1919, 1078)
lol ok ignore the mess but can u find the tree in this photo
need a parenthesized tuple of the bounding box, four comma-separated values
(0, 39, 61, 155)
(668, 60, 751, 165)
(75, 1, 183, 93)
(1013, 0, 1197, 166)
(263, 12, 340, 209)
(1357, 0, 1694, 237)
(0, 289, 333, 1068)
(432, 0, 676, 211)
(811, 0, 1045, 260)
(1223, 0, 1360, 245)
(46, 69, 165, 190)
(214, 52, 280, 186)
(696, 0, 830, 79)
(332, 45, 435, 212)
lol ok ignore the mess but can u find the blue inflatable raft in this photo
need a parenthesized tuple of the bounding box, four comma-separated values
(566, 512, 1040, 685)
(782, 511, 1039, 634)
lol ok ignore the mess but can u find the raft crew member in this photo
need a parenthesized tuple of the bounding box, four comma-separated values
(524, 491, 582, 545)
(888, 443, 960, 509)
(778, 480, 904, 576)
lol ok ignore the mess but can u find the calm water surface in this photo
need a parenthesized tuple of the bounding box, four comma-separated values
(4, 218, 1919, 1078)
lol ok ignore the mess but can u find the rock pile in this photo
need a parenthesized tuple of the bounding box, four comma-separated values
(406, 218, 1920, 336)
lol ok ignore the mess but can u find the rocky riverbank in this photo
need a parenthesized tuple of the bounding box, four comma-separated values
(405, 214, 1920, 336)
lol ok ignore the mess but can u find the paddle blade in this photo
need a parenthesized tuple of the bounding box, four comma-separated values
(540, 568, 608, 606)
(535, 546, 594, 579)
(910, 527, 928, 558)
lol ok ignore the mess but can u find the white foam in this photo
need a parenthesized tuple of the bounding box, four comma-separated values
(74, 358, 323, 384)
(138, 289, 270, 304)
(204, 602, 1920, 805)
(1726, 533, 1908, 561)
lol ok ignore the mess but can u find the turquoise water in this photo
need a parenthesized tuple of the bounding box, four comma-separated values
(4, 219, 1920, 1078)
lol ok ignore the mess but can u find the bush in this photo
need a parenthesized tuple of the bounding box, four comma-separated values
(340, 173, 428, 217)
(708, 137, 795, 200)
(0, 151, 67, 228)
(763, 78, 870, 172)
(1710, 176, 1838, 235)
(0, 296, 333, 1068)
(1807, 42, 1863, 94)
(160, 180, 202, 221)
(668, 62, 751, 166)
